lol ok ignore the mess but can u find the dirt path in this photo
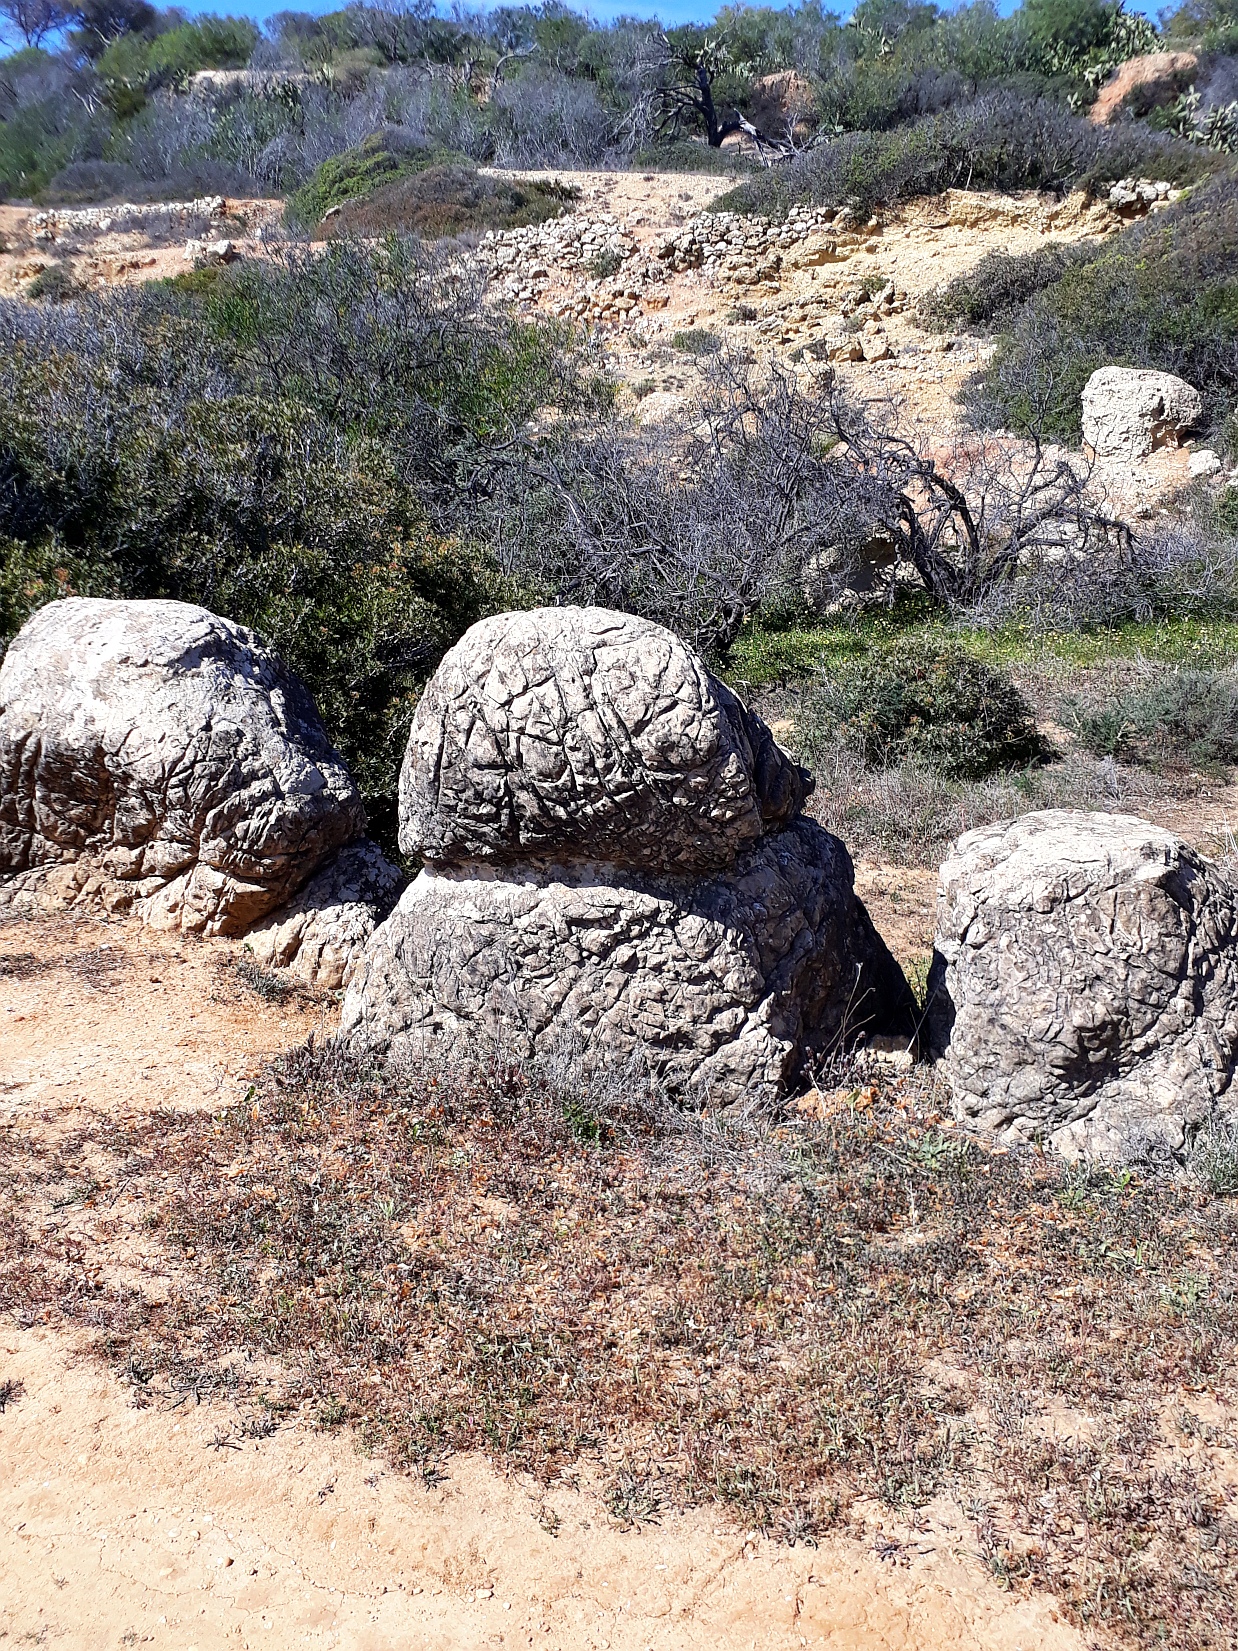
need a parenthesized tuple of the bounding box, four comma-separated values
(0, 909, 1088, 1650)
(1, 1333, 1082, 1651)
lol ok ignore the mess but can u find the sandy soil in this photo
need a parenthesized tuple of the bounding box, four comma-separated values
(1, 1330, 1083, 1651)
(0, 908, 1094, 1650)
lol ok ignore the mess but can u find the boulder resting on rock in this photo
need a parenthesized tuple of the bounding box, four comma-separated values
(402, 606, 807, 876)
(1081, 366, 1202, 460)
(346, 605, 915, 1103)
(928, 809, 1238, 1159)
(0, 598, 396, 959)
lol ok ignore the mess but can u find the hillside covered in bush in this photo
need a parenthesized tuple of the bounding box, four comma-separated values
(2, 0, 1237, 206)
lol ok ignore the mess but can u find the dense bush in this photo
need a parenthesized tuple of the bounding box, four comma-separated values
(327, 163, 576, 239)
(285, 131, 462, 228)
(0, 237, 594, 841)
(797, 641, 1046, 777)
(716, 94, 1212, 221)
(974, 174, 1238, 438)
(1062, 666, 1238, 773)
(918, 241, 1097, 331)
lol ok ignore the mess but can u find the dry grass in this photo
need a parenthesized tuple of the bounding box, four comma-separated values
(2, 1041, 1238, 1647)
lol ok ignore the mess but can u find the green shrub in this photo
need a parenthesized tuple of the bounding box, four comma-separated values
(1061, 667, 1238, 775)
(798, 642, 1045, 778)
(715, 94, 1213, 222)
(975, 174, 1238, 438)
(24, 262, 81, 303)
(0, 237, 593, 844)
(286, 133, 466, 229)
(918, 243, 1097, 332)
(671, 328, 721, 355)
(328, 164, 575, 239)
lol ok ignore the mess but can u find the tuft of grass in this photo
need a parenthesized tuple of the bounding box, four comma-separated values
(587, 247, 625, 280)
(1061, 666, 1238, 777)
(1189, 1122, 1238, 1197)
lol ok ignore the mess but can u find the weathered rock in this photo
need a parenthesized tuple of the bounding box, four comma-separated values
(0, 597, 367, 936)
(1081, 366, 1202, 459)
(342, 816, 914, 1103)
(928, 809, 1238, 1159)
(247, 838, 405, 988)
(347, 605, 913, 1102)
(1090, 52, 1198, 125)
(400, 607, 808, 876)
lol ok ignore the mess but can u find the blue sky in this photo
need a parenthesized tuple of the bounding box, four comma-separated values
(202, 0, 1163, 33)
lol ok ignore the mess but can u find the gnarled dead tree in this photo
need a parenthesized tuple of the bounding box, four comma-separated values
(491, 357, 1133, 657)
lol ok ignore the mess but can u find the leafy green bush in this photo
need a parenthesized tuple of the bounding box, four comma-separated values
(24, 262, 82, 303)
(329, 164, 575, 239)
(975, 174, 1238, 438)
(0, 237, 593, 843)
(918, 242, 1097, 332)
(671, 328, 721, 355)
(286, 133, 466, 229)
(1061, 667, 1238, 774)
(715, 94, 1213, 221)
(797, 642, 1045, 778)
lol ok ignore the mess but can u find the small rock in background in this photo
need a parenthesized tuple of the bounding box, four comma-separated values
(184, 237, 238, 265)
(1189, 447, 1223, 478)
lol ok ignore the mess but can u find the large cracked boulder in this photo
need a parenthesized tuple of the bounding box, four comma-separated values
(401, 606, 807, 876)
(1081, 366, 1202, 460)
(928, 810, 1238, 1159)
(0, 598, 398, 965)
(345, 606, 914, 1104)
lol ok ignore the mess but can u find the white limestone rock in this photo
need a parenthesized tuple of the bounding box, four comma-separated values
(1081, 366, 1202, 459)
(928, 809, 1238, 1159)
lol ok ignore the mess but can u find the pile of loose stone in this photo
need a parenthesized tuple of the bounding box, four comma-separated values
(30, 197, 227, 241)
(653, 204, 872, 276)
(475, 201, 887, 327)
(1107, 177, 1186, 211)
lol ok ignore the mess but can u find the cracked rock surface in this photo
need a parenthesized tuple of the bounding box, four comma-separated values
(247, 838, 405, 989)
(349, 606, 913, 1103)
(401, 606, 807, 876)
(0, 597, 368, 937)
(928, 809, 1238, 1159)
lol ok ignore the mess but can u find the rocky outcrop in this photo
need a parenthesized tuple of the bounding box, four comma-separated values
(928, 810, 1238, 1159)
(1090, 53, 1198, 126)
(0, 598, 399, 973)
(1081, 366, 1202, 459)
(345, 606, 914, 1102)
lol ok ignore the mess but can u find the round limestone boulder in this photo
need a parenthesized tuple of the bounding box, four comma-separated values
(1081, 366, 1202, 459)
(0, 597, 368, 936)
(928, 809, 1238, 1159)
(399, 606, 808, 876)
(342, 816, 914, 1106)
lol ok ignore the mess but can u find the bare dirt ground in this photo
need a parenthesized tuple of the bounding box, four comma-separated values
(0, 910, 1091, 1651)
